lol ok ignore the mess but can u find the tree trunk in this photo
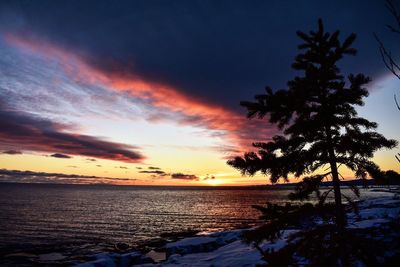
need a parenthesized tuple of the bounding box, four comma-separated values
(325, 126, 347, 230)
(326, 129, 349, 266)
(329, 158, 346, 231)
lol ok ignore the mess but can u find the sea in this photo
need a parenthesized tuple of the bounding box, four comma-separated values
(0, 183, 388, 264)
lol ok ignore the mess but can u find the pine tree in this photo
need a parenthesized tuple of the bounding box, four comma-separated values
(228, 20, 397, 232)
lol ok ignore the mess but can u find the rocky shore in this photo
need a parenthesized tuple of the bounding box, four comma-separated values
(74, 189, 400, 267)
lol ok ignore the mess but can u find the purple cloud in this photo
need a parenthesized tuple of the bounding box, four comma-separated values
(171, 173, 199, 181)
(50, 153, 71, 159)
(0, 101, 145, 163)
(2, 150, 22, 155)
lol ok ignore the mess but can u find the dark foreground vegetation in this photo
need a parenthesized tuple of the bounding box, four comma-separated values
(228, 19, 398, 266)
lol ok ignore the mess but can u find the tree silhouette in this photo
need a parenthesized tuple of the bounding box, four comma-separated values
(228, 20, 397, 233)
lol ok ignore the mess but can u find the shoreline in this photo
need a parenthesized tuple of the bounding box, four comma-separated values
(1, 188, 398, 266)
(72, 188, 400, 267)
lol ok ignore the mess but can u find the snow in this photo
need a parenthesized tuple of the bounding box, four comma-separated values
(348, 218, 391, 229)
(345, 193, 400, 229)
(136, 240, 264, 267)
(75, 252, 152, 267)
(166, 236, 217, 256)
(133, 230, 298, 267)
(165, 229, 244, 257)
(76, 253, 117, 267)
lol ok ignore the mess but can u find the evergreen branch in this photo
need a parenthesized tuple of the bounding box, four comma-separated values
(318, 188, 333, 206)
(323, 165, 331, 172)
(341, 193, 359, 214)
(228, 18, 400, 267)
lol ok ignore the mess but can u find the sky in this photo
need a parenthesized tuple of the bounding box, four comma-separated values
(0, 0, 399, 186)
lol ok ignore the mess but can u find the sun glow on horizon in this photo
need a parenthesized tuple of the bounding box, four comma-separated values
(0, 27, 399, 186)
(204, 178, 225, 186)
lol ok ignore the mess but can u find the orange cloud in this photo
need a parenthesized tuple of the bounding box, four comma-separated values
(5, 33, 276, 154)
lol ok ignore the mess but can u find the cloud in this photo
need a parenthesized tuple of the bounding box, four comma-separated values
(1, 0, 392, 172)
(4, 34, 276, 154)
(139, 167, 200, 181)
(2, 150, 22, 155)
(86, 158, 97, 162)
(0, 0, 389, 111)
(50, 153, 71, 158)
(0, 100, 145, 163)
(203, 175, 216, 180)
(171, 173, 199, 181)
(136, 167, 143, 169)
(139, 170, 167, 176)
(116, 166, 128, 169)
(148, 166, 160, 170)
(0, 1, 394, 162)
(0, 168, 134, 184)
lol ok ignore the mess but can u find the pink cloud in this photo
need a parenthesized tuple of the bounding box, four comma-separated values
(5, 33, 277, 154)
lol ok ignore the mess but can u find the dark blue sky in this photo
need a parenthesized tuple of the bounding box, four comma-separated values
(1, 0, 397, 112)
(0, 0, 399, 184)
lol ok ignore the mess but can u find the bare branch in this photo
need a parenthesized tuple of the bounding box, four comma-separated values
(395, 94, 400, 110)
(386, 0, 400, 31)
(374, 33, 400, 79)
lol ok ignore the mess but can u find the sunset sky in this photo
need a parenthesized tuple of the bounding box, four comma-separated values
(0, 0, 399, 186)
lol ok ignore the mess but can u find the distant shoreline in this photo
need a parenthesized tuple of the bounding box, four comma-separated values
(0, 178, 395, 190)
(0, 181, 289, 190)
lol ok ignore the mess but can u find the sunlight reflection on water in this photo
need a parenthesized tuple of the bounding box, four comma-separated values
(0, 183, 386, 252)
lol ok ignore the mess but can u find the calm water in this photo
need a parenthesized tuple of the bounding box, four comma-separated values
(0, 183, 291, 254)
(0, 183, 383, 256)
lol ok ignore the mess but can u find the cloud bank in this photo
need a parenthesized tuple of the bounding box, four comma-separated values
(0, 168, 133, 184)
(0, 101, 145, 163)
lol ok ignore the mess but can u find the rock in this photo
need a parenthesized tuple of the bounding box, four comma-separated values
(159, 229, 199, 239)
(140, 238, 166, 248)
(115, 242, 130, 252)
(145, 250, 166, 262)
